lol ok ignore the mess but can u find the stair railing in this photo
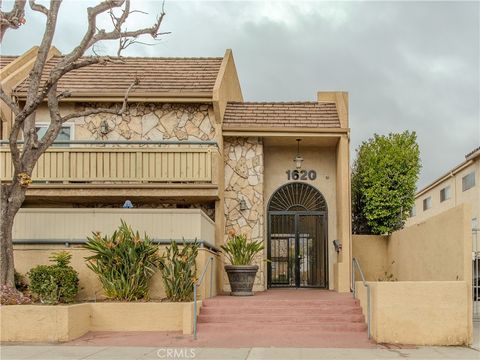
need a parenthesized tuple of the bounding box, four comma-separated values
(352, 257, 371, 339)
(193, 256, 214, 340)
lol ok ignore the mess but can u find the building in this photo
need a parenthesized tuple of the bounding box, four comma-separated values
(406, 147, 479, 231)
(0, 47, 352, 294)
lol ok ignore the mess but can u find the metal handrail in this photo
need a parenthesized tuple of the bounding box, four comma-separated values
(193, 256, 214, 340)
(352, 257, 371, 339)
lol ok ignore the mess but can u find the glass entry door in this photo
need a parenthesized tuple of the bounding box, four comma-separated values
(268, 212, 327, 288)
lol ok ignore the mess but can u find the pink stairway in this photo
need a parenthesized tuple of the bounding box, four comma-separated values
(196, 289, 374, 348)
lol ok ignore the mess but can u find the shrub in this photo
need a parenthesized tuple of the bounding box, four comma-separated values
(84, 220, 160, 301)
(352, 131, 421, 234)
(0, 285, 31, 305)
(14, 270, 28, 292)
(28, 251, 79, 304)
(221, 230, 264, 265)
(160, 240, 198, 302)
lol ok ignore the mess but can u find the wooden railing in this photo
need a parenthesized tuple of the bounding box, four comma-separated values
(0, 144, 216, 183)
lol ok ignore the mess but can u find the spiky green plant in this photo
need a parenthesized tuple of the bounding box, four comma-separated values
(221, 231, 264, 266)
(160, 240, 198, 302)
(84, 220, 160, 301)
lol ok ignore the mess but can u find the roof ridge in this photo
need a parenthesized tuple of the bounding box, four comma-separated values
(48, 55, 223, 60)
(227, 101, 329, 105)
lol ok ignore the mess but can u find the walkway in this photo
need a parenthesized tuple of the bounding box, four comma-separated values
(1, 345, 479, 359)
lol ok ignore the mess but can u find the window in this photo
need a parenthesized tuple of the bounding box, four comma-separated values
(472, 218, 478, 230)
(35, 123, 73, 147)
(440, 186, 451, 202)
(423, 196, 432, 211)
(462, 172, 475, 192)
(410, 205, 416, 217)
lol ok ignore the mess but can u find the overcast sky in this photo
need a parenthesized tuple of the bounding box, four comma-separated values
(2, 0, 479, 189)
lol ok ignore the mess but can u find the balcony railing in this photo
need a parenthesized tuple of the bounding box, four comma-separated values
(0, 141, 217, 183)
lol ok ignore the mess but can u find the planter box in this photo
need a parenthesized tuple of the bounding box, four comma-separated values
(0, 301, 201, 343)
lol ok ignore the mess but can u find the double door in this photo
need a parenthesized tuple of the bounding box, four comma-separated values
(268, 212, 327, 288)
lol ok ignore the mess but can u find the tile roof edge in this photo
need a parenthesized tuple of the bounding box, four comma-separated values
(226, 101, 335, 105)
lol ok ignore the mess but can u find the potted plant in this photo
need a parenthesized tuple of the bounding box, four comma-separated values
(221, 229, 264, 296)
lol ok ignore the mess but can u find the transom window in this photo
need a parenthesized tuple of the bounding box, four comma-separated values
(440, 186, 451, 202)
(462, 172, 475, 192)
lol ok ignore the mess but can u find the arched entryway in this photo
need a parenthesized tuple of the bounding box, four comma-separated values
(267, 182, 328, 288)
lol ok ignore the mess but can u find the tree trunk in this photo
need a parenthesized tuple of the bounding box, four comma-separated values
(0, 182, 26, 287)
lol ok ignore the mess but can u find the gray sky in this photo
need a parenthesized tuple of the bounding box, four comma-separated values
(2, 0, 479, 189)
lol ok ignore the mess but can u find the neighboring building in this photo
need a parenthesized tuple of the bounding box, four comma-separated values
(0, 47, 352, 293)
(406, 147, 480, 232)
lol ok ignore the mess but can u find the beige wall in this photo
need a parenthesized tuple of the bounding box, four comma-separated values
(13, 208, 215, 246)
(355, 281, 471, 345)
(13, 245, 219, 301)
(0, 301, 200, 342)
(264, 143, 338, 289)
(353, 204, 473, 345)
(389, 204, 472, 282)
(407, 158, 479, 236)
(212, 49, 243, 122)
(352, 235, 388, 281)
(353, 204, 472, 282)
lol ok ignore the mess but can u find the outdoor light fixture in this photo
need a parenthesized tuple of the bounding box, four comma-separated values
(100, 120, 109, 135)
(239, 199, 248, 211)
(294, 138, 304, 169)
(333, 240, 342, 253)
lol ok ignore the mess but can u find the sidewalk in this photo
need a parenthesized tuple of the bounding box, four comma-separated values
(1, 345, 479, 360)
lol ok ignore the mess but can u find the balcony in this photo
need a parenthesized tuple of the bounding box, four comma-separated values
(0, 141, 220, 202)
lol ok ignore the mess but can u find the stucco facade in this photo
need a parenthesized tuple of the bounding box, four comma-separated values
(1, 48, 352, 294)
(407, 148, 479, 230)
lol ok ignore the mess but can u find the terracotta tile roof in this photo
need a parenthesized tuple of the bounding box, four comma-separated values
(223, 102, 340, 129)
(0, 55, 17, 69)
(13, 56, 224, 97)
(466, 146, 480, 159)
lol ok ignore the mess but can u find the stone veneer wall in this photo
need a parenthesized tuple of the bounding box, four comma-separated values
(224, 137, 265, 288)
(73, 103, 218, 142)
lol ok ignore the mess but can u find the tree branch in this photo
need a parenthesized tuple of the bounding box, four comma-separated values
(0, 87, 20, 115)
(0, 0, 26, 41)
(28, 0, 48, 15)
(58, 78, 139, 123)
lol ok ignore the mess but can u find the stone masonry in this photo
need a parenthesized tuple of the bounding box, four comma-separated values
(72, 103, 218, 142)
(224, 137, 265, 288)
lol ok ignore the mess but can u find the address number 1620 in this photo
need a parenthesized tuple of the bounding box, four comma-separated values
(286, 169, 317, 181)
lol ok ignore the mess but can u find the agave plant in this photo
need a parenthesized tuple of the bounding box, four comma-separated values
(160, 240, 198, 302)
(221, 231, 264, 266)
(84, 220, 160, 301)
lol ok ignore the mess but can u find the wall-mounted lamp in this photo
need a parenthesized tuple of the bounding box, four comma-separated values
(239, 199, 248, 211)
(333, 239, 342, 253)
(100, 120, 110, 135)
(294, 138, 304, 170)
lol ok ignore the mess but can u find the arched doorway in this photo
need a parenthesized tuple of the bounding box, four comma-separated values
(267, 182, 328, 288)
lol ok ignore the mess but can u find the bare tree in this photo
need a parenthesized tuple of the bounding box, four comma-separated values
(0, 0, 167, 287)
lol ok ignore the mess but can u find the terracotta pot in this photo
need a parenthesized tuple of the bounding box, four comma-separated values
(224, 265, 258, 296)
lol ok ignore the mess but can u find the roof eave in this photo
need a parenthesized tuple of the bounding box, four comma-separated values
(222, 126, 348, 137)
(13, 91, 215, 103)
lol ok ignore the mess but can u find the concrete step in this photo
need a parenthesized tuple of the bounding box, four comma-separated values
(197, 322, 368, 332)
(201, 298, 360, 307)
(198, 313, 365, 324)
(199, 305, 363, 315)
